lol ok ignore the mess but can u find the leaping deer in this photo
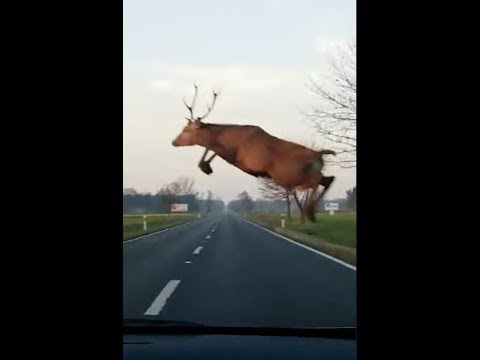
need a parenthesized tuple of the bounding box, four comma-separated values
(172, 84, 336, 222)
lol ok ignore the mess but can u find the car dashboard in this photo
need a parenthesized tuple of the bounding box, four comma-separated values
(123, 321, 356, 359)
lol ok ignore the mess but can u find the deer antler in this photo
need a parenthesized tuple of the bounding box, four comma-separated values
(196, 89, 218, 122)
(183, 84, 198, 122)
(182, 85, 219, 123)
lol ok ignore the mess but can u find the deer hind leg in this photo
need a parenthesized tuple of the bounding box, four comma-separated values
(305, 175, 335, 222)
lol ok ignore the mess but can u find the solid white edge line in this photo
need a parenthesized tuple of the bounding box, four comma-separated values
(123, 218, 204, 244)
(241, 218, 356, 271)
(144, 280, 181, 315)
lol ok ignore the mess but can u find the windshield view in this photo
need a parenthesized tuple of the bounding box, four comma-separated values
(123, 0, 356, 331)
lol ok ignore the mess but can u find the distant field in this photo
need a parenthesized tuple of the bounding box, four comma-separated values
(247, 213, 356, 266)
(123, 214, 198, 241)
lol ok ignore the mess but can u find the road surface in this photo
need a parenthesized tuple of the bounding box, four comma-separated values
(123, 212, 356, 328)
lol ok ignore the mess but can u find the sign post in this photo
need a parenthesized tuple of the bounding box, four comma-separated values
(281, 214, 286, 228)
(143, 215, 147, 231)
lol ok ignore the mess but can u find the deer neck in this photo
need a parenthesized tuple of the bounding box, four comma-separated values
(196, 124, 232, 152)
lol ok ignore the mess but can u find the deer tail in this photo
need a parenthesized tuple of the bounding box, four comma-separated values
(317, 149, 336, 158)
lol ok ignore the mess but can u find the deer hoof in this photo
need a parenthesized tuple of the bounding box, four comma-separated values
(320, 175, 335, 190)
(198, 161, 213, 175)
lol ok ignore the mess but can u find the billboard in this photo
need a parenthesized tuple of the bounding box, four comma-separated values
(171, 203, 188, 212)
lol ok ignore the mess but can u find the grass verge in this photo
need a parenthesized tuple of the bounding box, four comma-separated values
(123, 214, 198, 241)
(246, 213, 356, 266)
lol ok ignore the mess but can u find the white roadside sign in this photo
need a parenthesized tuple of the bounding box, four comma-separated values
(171, 203, 188, 212)
(324, 202, 339, 215)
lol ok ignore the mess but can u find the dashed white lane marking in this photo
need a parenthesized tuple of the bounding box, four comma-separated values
(185, 260, 191, 264)
(144, 280, 181, 316)
(206, 235, 211, 239)
(193, 246, 203, 254)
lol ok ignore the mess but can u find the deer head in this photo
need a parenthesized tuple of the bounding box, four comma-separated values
(172, 84, 218, 147)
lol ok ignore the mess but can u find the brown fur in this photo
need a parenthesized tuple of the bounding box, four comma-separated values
(173, 86, 335, 221)
(172, 122, 336, 221)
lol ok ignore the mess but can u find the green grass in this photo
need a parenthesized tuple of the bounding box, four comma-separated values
(123, 214, 198, 241)
(247, 213, 356, 266)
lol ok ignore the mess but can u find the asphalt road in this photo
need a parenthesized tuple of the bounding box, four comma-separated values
(123, 212, 356, 328)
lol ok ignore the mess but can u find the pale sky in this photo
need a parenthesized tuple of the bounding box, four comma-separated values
(123, 0, 356, 202)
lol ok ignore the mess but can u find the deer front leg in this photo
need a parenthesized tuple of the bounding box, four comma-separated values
(198, 148, 211, 174)
(198, 149, 217, 175)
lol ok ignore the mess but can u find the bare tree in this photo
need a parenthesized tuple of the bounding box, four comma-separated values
(258, 178, 292, 218)
(176, 176, 196, 195)
(258, 177, 314, 223)
(161, 176, 195, 196)
(305, 42, 356, 168)
(159, 176, 196, 213)
(291, 188, 313, 224)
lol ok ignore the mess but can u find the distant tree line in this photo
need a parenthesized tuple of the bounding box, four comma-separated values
(123, 176, 225, 214)
(124, 178, 356, 215)
(124, 193, 226, 214)
(227, 186, 356, 218)
(227, 191, 254, 214)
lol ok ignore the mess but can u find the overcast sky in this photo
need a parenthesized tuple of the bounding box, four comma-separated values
(123, 0, 356, 202)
